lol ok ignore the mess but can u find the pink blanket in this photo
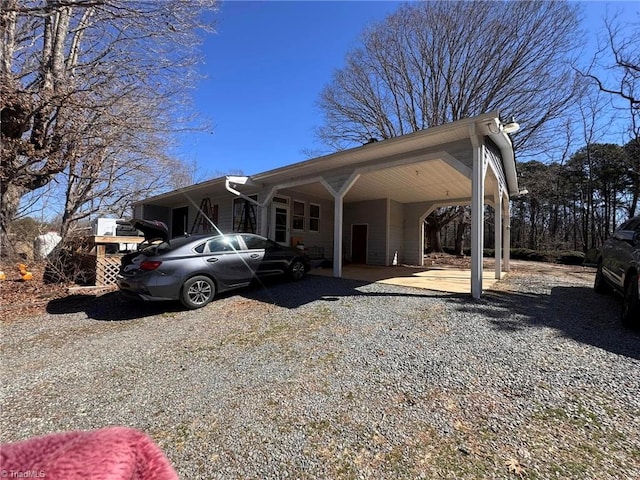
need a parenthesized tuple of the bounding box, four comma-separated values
(0, 427, 179, 480)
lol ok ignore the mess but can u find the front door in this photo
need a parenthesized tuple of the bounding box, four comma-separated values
(352, 224, 368, 264)
(271, 202, 290, 246)
(171, 207, 188, 238)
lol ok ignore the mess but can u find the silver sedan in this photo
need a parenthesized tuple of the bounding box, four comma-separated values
(117, 231, 310, 309)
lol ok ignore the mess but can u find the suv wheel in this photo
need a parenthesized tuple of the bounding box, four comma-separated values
(622, 273, 639, 327)
(594, 261, 611, 294)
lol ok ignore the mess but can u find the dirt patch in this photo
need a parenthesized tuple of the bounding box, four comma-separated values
(0, 262, 71, 319)
(424, 253, 595, 284)
(1, 255, 596, 319)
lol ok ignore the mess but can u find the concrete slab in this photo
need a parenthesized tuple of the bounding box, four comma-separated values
(309, 264, 503, 294)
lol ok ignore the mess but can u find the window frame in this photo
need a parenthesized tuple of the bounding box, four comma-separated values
(292, 200, 305, 231)
(309, 203, 320, 232)
(232, 195, 258, 233)
(204, 235, 241, 253)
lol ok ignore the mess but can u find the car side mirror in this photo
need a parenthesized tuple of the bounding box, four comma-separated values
(615, 230, 636, 242)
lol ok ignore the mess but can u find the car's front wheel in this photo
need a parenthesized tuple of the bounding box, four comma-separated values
(622, 273, 639, 327)
(289, 259, 306, 281)
(594, 261, 611, 294)
(181, 275, 215, 309)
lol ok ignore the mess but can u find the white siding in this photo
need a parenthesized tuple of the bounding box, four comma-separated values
(185, 195, 234, 234)
(276, 189, 335, 259)
(344, 199, 388, 265)
(388, 199, 404, 264)
(403, 201, 434, 265)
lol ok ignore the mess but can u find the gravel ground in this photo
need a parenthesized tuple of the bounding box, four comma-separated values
(1, 267, 639, 479)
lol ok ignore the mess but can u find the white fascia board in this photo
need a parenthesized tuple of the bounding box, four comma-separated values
(133, 176, 226, 206)
(478, 115, 519, 197)
(252, 112, 501, 184)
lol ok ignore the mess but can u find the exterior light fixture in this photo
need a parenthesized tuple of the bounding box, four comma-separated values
(502, 116, 520, 134)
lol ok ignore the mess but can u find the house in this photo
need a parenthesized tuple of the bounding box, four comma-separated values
(133, 111, 519, 298)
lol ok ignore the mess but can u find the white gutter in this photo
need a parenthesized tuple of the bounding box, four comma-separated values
(225, 176, 263, 207)
(482, 118, 519, 197)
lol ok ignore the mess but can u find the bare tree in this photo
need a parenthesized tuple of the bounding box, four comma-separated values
(0, 0, 216, 246)
(317, 0, 584, 251)
(582, 15, 639, 135)
(577, 6, 640, 231)
(55, 83, 195, 238)
(317, 0, 583, 156)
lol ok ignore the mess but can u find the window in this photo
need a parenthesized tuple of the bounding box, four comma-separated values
(293, 200, 305, 231)
(309, 203, 320, 232)
(242, 234, 279, 251)
(242, 234, 268, 250)
(233, 195, 257, 233)
(205, 236, 240, 253)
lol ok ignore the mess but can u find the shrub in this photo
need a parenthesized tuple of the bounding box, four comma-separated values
(556, 251, 585, 265)
(511, 248, 541, 261)
(43, 240, 92, 285)
(583, 248, 599, 266)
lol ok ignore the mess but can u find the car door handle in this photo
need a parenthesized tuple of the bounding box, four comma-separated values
(207, 258, 219, 263)
(250, 254, 260, 259)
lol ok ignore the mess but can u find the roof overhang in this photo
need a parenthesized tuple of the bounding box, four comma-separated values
(137, 111, 518, 206)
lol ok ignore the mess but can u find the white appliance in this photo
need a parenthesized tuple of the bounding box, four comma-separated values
(92, 218, 137, 252)
(92, 218, 122, 236)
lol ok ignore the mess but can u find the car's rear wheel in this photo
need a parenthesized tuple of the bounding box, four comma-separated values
(181, 275, 215, 309)
(594, 261, 611, 294)
(622, 273, 639, 327)
(289, 259, 306, 281)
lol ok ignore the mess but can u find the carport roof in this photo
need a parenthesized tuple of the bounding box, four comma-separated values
(138, 111, 518, 206)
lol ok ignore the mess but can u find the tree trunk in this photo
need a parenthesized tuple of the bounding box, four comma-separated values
(528, 199, 538, 250)
(0, 182, 26, 253)
(429, 228, 443, 253)
(424, 221, 444, 253)
(454, 221, 465, 256)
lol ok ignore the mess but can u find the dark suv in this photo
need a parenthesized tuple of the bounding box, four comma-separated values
(594, 216, 640, 326)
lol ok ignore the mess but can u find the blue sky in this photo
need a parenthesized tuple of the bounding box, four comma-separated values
(175, 0, 638, 181)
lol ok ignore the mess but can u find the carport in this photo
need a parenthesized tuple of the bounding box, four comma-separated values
(309, 263, 501, 295)
(225, 111, 519, 299)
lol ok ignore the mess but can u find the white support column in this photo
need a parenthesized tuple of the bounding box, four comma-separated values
(494, 187, 502, 280)
(333, 198, 344, 277)
(321, 173, 361, 278)
(503, 193, 511, 272)
(385, 198, 391, 266)
(470, 127, 486, 299)
(259, 208, 269, 238)
(418, 205, 436, 267)
(258, 188, 277, 237)
(418, 220, 425, 267)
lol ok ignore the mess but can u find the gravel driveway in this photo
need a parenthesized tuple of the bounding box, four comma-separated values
(1, 267, 639, 479)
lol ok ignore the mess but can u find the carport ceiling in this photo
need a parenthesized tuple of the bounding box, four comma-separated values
(289, 157, 496, 204)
